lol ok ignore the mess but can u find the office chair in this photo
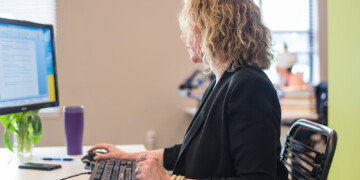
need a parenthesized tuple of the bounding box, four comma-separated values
(280, 119, 337, 180)
(281, 82, 328, 147)
(314, 82, 328, 125)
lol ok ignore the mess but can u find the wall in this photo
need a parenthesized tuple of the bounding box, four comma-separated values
(52, 0, 203, 148)
(318, 0, 328, 82)
(328, 0, 360, 179)
(0, 0, 201, 149)
(313, 0, 328, 82)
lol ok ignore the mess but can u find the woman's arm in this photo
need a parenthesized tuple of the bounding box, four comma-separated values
(124, 149, 165, 163)
(87, 143, 165, 164)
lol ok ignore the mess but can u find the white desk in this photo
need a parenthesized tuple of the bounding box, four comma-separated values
(0, 145, 146, 180)
(281, 112, 318, 121)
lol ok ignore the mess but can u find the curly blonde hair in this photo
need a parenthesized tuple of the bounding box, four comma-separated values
(179, 0, 273, 71)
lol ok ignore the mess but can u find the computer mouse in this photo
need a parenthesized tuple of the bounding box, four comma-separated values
(81, 150, 106, 170)
(81, 150, 106, 163)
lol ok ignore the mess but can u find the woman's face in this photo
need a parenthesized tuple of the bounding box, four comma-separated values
(186, 30, 203, 64)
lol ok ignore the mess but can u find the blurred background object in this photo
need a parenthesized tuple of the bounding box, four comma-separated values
(178, 69, 215, 104)
(275, 43, 307, 89)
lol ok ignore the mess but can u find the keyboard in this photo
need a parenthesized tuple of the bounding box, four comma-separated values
(89, 159, 136, 180)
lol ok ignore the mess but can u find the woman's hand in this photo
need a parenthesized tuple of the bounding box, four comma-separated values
(135, 154, 170, 180)
(87, 143, 126, 160)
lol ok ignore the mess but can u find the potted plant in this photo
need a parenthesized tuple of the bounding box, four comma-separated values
(0, 110, 42, 157)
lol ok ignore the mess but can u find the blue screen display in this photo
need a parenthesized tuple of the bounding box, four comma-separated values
(0, 23, 56, 107)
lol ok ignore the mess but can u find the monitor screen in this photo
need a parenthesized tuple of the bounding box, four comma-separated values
(0, 18, 59, 115)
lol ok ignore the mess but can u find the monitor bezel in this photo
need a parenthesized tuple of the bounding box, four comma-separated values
(0, 17, 60, 115)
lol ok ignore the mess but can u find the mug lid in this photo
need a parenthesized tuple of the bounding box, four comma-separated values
(63, 106, 84, 112)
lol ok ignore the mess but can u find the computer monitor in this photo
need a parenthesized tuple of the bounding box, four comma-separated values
(0, 18, 59, 115)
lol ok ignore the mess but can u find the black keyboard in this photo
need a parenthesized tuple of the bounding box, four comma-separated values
(89, 159, 136, 180)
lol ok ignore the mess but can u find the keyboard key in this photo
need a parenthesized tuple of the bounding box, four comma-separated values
(111, 166, 120, 180)
(120, 166, 126, 180)
(125, 167, 132, 180)
(109, 159, 115, 165)
(102, 163, 114, 180)
(99, 161, 106, 168)
(97, 167, 104, 173)
(94, 173, 102, 180)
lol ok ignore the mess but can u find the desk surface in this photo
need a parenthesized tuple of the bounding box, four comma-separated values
(1, 144, 146, 180)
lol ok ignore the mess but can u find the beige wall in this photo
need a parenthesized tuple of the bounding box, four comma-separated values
(318, 0, 328, 82)
(0, 0, 201, 149)
(50, 0, 201, 149)
(312, 0, 328, 83)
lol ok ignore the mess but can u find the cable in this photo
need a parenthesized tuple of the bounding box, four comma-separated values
(59, 172, 92, 180)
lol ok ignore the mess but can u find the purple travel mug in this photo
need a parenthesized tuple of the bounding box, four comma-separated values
(64, 106, 84, 155)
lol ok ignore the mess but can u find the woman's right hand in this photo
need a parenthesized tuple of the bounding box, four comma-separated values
(87, 143, 127, 161)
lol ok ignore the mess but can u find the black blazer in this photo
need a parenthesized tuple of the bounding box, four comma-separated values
(163, 66, 288, 180)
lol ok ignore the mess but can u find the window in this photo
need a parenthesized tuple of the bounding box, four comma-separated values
(0, 0, 56, 28)
(255, 0, 315, 84)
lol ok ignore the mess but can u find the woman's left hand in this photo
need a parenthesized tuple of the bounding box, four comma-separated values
(135, 154, 170, 180)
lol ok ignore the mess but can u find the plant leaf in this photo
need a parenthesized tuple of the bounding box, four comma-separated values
(33, 135, 41, 145)
(32, 115, 42, 144)
(3, 128, 13, 152)
(0, 115, 9, 127)
(31, 114, 42, 135)
(13, 113, 21, 125)
(21, 112, 31, 124)
(1, 115, 16, 133)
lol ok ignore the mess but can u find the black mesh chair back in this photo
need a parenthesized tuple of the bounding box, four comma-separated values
(280, 119, 337, 180)
(315, 82, 328, 125)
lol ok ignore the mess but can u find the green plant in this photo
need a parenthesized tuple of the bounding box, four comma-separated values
(0, 110, 42, 153)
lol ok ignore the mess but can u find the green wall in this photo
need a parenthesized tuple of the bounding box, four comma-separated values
(328, 0, 360, 179)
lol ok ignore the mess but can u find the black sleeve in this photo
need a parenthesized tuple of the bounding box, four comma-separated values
(163, 144, 182, 171)
(203, 174, 271, 180)
(205, 78, 281, 180)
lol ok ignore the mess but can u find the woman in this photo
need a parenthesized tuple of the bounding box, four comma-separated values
(89, 0, 288, 179)
(275, 45, 306, 89)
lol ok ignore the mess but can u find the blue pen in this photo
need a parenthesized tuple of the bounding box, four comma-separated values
(42, 158, 74, 161)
